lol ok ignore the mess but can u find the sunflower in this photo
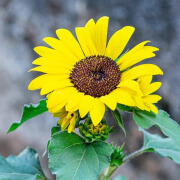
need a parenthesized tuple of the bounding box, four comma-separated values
(137, 75, 162, 114)
(28, 16, 163, 126)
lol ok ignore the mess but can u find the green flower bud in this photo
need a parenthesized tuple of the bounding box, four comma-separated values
(110, 144, 126, 166)
(79, 118, 113, 143)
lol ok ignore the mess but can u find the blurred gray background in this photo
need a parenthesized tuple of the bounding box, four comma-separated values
(0, 0, 180, 179)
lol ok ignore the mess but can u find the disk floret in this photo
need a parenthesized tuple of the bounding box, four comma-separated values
(69, 55, 121, 97)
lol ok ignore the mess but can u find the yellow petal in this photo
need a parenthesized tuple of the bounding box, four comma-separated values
(144, 102, 158, 114)
(121, 64, 163, 81)
(47, 87, 77, 109)
(133, 96, 145, 110)
(118, 41, 151, 64)
(141, 82, 161, 95)
(34, 46, 55, 57)
(68, 115, 77, 133)
(34, 46, 76, 66)
(110, 88, 135, 106)
(100, 94, 117, 110)
(94, 16, 109, 55)
(49, 101, 67, 113)
(117, 80, 142, 95)
(56, 29, 85, 60)
(32, 57, 73, 69)
(53, 110, 67, 118)
(66, 92, 84, 111)
(90, 99, 105, 126)
(32, 57, 46, 65)
(40, 79, 73, 95)
(79, 95, 95, 118)
(105, 26, 135, 60)
(85, 19, 96, 46)
(58, 117, 64, 125)
(85, 19, 96, 35)
(43, 37, 79, 63)
(138, 75, 152, 88)
(75, 27, 97, 56)
(29, 65, 71, 74)
(119, 45, 159, 70)
(144, 105, 151, 112)
(117, 41, 156, 63)
(28, 74, 69, 90)
(143, 95, 162, 103)
(61, 118, 71, 130)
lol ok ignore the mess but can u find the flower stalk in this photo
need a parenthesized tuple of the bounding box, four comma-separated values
(98, 166, 118, 180)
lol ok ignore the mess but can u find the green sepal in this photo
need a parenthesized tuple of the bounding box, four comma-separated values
(51, 125, 61, 136)
(111, 109, 126, 135)
(117, 104, 133, 112)
(115, 49, 129, 63)
(0, 148, 46, 180)
(110, 144, 126, 166)
(133, 109, 180, 143)
(75, 111, 80, 127)
(48, 130, 113, 180)
(8, 99, 48, 133)
(79, 112, 89, 121)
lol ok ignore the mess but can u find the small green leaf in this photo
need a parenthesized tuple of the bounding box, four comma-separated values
(0, 148, 46, 180)
(113, 175, 128, 180)
(111, 109, 126, 135)
(8, 99, 48, 133)
(48, 131, 113, 180)
(51, 125, 61, 136)
(141, 129, 180, 164)
(133, 110, 180, 143)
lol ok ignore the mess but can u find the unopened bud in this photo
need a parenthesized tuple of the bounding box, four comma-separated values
(79, 117, 113, 142)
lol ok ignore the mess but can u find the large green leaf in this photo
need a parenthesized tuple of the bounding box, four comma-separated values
(133, 110, 180, 143)
(0, 148, 46, 180)
(141, 129, 180, 164)
(48, 131, 113, 180)
(111, 109, 126, 135)
(8, 99, 48, 133)
(113, 175, 128, 180)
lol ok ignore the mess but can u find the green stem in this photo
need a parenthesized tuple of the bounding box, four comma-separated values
(122, 148, 146, 164)
(98, 166, 117, 180)
(98, 148, 146, 180)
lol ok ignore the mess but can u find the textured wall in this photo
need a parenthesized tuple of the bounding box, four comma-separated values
(0, 0, 180, 179)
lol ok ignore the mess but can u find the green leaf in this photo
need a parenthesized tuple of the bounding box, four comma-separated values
(47, 125, 62, 150)
(8, 99, 48, 133)
(117, 104, 133, 112)
(133, 110, 180, 143)
(113, 175, 128, 180)
(48, 131, 113, 180)
(111, 109, 126, 135)
(141, 129, 180, 164)
(0, 148, 46, 180)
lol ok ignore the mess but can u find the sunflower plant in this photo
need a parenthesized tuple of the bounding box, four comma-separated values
(2, 17, 180, 180)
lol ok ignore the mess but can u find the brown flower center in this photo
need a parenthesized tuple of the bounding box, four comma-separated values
(69, 55, 121, 97)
